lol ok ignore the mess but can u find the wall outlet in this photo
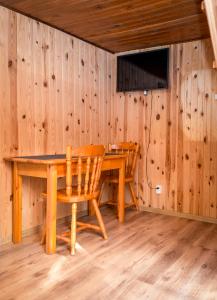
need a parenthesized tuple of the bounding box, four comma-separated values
(155, 185, 162, 194)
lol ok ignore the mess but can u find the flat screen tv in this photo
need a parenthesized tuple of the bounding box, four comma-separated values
(117, 48, 169, 92)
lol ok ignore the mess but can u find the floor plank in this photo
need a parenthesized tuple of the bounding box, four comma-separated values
(1, 208, 217, 300)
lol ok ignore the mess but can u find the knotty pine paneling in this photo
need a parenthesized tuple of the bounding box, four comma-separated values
(113, 38, 217, 221)
(1, 5, 217, 245)
(0, 6, 114, 244)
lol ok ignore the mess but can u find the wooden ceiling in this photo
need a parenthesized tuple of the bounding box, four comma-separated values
(0, 0, 210, 53)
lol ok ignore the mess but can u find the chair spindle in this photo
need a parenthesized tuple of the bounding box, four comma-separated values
(77, 157, 82, 196)
(66, 145, 72, 196)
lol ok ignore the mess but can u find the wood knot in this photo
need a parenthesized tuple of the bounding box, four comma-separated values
(156, 114, 160, 120)
(95, 4, 103, 9)
(8, 60, 13, 67)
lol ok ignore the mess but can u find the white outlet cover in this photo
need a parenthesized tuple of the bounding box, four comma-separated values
(155, 185, 162, 194)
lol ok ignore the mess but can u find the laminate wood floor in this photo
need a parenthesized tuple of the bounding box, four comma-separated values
(1, 208, 217, 300)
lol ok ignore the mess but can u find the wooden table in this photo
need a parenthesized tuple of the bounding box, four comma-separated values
(6, 153, 126, 254)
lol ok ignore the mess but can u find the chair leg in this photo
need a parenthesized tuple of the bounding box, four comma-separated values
(40, 200, 46, 245)
(92, 199, 108, 240)
(97, 181, 105, 207)
(129, 182, 139, 211)
(71, 203, 77, 255)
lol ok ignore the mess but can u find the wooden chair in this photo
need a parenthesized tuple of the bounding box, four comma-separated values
(98, 142, 140, 211)
(41, 144, 107, 255)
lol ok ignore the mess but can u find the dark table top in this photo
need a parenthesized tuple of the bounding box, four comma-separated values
(16, 153, 120, 160)
(4, 152, 125, 164)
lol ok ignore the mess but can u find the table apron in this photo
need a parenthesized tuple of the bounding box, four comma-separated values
(16, 158, 124, 178)
(17, 163, 47, 178)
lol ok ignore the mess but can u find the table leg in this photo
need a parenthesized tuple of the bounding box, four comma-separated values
(12, 162, 22, 243)
(46, 165, 57, 254)
(118, 158, 125, 223)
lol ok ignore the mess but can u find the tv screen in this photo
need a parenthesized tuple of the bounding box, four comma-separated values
(117, 48, 169, 92)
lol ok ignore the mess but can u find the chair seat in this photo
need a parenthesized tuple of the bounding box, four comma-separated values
(42, 187, 100, 203)
(105, 175, 133, 183)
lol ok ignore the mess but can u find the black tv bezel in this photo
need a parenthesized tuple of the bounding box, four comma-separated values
(116, 48, 170, 93)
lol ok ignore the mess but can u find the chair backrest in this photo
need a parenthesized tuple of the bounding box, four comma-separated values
(108, 142, 139, 177)
(66, 145, 105, 197)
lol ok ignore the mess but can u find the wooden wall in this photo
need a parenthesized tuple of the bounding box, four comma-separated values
(0, 6, 114, 244)
(1, 6, 217, 245)
(112, 39, 217, 221)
